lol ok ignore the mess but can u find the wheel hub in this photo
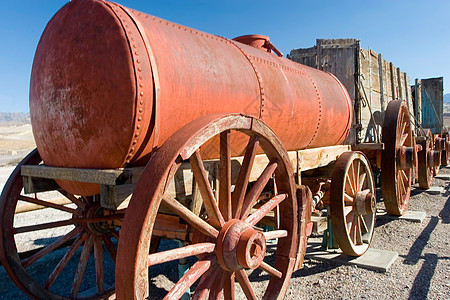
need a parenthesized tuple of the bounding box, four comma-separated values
(396, 146, 414, 169)
(216, 219, 266, 271)
(80, 203, 110, 235)
(355, 189, 376, 215)
(427, 150, 441, 168)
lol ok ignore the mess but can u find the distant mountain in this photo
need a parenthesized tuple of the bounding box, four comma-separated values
(444, 93, 450, 103)
(0, 112, 30, 125)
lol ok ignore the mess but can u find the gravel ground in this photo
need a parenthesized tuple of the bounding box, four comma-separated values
(0, 166, 449, 299)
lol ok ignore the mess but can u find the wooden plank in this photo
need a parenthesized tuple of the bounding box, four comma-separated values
(21, 165, 144, 186)
(415, 79, 422, 125)
(23, 176, 60, 194)
(378, 54, 385, 112)
(297, 145, 351, 171)
(352, 143, 384, 151)
(390, 62, 396, 100)
(420, 77, 444, 133)
(397, 67, 403, 99)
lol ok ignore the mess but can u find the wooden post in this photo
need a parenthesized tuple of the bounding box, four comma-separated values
(397, 67, 403, 99)
(378, 54, 385, 113)
(390, 62, 396, 100)
(415, 79, 422, 125)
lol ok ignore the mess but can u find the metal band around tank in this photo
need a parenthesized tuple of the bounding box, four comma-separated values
(104, 2, 154, 164)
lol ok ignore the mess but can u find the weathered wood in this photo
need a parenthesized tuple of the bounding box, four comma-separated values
(23, 176, 60, 194)
(352, 143, 384, 151)
(15, 198, 72, 214)
(297, 145, 351, 171)
(21, 165, 145, 186)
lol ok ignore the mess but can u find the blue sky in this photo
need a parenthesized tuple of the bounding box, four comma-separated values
(0, 0, 448, 112)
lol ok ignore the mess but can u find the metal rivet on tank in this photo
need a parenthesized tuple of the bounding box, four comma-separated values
(139, 108, 143, 113)
(137, 59, 141, 64)
(138, 117, 142, 122)
(137, 125, 141, 129)
(135, 52, 139, 56)
(140, 91, 144, 96)
(132, 140, 137, 145)
(135, 133, 140, 137)
(140, 100, 144, 105)
(139, 83, 144, 88)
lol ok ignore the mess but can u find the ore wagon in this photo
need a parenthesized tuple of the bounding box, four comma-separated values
(0, 1, 420, 299)
(289, 39, 449, 214)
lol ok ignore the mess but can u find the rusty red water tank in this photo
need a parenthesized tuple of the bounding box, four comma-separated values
(30, 0, 352, 195)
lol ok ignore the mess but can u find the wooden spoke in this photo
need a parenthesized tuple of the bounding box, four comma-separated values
(354, 161, 360, 191)
(44, 233, 87, 289)
(360, 216, 369, 234)
(147, 242, 216, 267)
(348, 162, 357, 195)
(71, 235, 94, 298)
(193, 265, 220, 300)
(103, 236, 117, 264)
(344, 206, 353, 217)
(219, 130, 232, 221)
(263, 229, 288, 240)
(357, 172, 367, 192)
(350, 215, 357, 244)
(94, 236, 105, 295)
(209, 270, 225, 299)
(240, 161, 278, 219)
(259, 261, 282, 279)
(110, 229, 120, 241)
(18, 195, 79, 215)
(345, 173, 355, 197)
(14, 219, 74, 234)
(345, 207, 354, 226)
(162, 195, 219, 238)
(190, 149, 225, 227)
(344, 193, 354, 204)
(245, 193, 287, 226)
(400, 133, 409, 147)
(22, 226, 82, 268)
(58, 190, 86, 208)
(355, 216, 363, 245)
(235, 269, 257, 300)
(223, 272, 235, 300)
(398, 171, 406, 195)
(232, 137, 259, 219)
(164, 259, 213, 300)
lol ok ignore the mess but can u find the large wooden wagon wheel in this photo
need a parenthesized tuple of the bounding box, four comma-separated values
(0, 149, 122, 299)
(116, 115, 299, 299)
(417, 129, 436, 189)
(381, 99, 414, 215)
(330, 151, 376, 256)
